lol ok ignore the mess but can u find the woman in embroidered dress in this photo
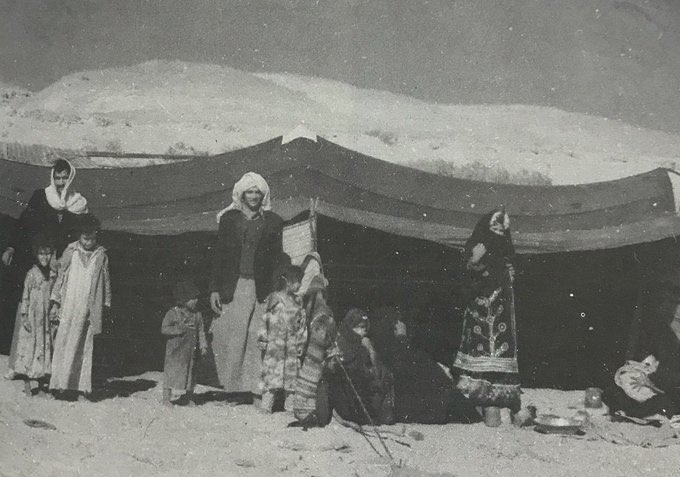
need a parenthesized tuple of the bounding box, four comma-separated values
(453, 210, 521, 424)
(257, 265, 304, 412)
(49, 214, 111, 399)
(13, 235, 57, 397)
(3, 158, 88, 379)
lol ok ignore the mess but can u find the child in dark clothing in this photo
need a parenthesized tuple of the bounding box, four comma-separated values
(161, 281, 208, 406)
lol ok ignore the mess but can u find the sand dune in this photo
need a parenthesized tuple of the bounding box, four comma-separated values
(2, 60, 680, 185)
(3, 1, 680, 184)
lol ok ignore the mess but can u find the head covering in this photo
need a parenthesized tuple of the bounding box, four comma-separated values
(464, 209, 514, 265)
(44, 159, 89, 214)
(337, 308, 372, 369)
(304, 274, 328, 296)
(298, 252, 326, 296)
(174, 280, 200, 305)
(216, 172, 271, 222)
(344, 308, 369, 329)
(489, 210, 510, 232)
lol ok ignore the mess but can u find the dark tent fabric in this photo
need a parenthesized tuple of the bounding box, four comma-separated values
(1, 136, 679, 254)
(3, 135, 680, 389)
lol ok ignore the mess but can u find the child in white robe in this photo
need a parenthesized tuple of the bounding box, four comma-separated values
(49, 214, 111, 399)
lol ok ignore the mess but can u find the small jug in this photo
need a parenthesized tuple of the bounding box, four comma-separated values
(584, 387, 603, 408)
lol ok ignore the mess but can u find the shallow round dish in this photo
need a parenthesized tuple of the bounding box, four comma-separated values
(533, 414, 584, 435)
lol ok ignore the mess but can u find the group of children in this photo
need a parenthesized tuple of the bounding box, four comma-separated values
(13, 212, 333, 417)
(12, 213, 324, 413)
(12, 214, 111, 400)
(162, 263, 323, 414)
(14, 222, 406, 432)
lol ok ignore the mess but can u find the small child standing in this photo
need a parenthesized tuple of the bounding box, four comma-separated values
(49, 214, 111, 399)
(13, 235, 57, 397)
(257, 265, 304, 413)
(161, 280, 208, 406)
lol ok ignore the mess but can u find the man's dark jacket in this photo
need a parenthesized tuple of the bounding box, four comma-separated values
(209, 209, 283, 304)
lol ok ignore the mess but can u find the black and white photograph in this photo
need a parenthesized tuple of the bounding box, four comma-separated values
(2, 1, 680, 475)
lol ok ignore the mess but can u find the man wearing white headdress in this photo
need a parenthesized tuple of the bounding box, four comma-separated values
(209, 172, 284, 399)
(3, 158, 88, 378)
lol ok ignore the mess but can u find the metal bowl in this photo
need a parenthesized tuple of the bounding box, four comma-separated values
(533, 414, 585, 435)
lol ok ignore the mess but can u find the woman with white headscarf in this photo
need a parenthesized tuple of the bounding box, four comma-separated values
(209, 172, 284, 400)
(3, 158, 88, 378)
(2, 158, 88, 267)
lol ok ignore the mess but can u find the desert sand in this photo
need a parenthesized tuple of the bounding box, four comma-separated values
(1, 355, 679, 477)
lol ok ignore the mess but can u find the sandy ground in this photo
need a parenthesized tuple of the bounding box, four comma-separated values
(1, 354, 679, 477)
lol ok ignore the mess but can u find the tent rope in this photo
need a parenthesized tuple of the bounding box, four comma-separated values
(331, 349, 395, 461)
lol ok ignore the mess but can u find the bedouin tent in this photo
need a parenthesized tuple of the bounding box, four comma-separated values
(2, 135, 680, 387)
(3, 135, 680, 251)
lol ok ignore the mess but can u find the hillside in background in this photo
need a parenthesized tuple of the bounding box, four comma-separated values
(2, 0, 680, 132)
(2, 1, 680, 183)
(1, 60, 680, 184)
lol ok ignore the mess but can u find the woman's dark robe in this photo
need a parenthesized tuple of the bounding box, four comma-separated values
(328, 319, 395, 425)
(604, 281, 680, 418)
(370, 309, 481, 424)
(3, 189, 77, 363)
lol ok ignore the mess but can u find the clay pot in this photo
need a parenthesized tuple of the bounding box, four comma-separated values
(483, 406, 502, 427)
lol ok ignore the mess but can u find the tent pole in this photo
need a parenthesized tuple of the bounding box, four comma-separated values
(625, 249, 645, 360)
(310, 197, 318, 252)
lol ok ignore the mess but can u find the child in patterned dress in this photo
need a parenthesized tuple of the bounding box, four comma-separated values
(13, 235, 57, 397)
(257, 265, 304, 413)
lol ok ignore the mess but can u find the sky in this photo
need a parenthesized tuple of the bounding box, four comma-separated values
(2, 0, 680, 131)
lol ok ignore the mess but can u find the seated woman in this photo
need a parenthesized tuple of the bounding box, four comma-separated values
(605, 280, 680, 419)
(370, 306, 481, 424)
(328, 309, 395, 426)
